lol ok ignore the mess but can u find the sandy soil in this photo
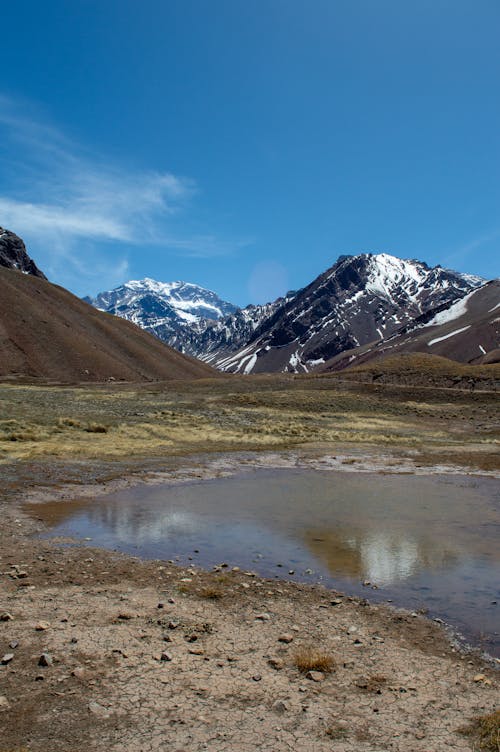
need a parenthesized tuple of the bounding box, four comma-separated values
(0, 452, 498, 752)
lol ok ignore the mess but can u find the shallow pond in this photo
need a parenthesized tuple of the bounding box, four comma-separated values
(27, 469, 500, 655)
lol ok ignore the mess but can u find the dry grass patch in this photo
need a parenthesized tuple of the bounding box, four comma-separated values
(293, 646, 335, 674)
(197, 585, 225, 600)
(458, 709, 500, 751)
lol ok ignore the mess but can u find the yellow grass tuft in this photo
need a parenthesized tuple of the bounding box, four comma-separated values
(293, 646, 335, 674)
(458, 709, 500, 752)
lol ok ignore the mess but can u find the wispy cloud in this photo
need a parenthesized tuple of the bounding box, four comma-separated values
(443, 230, 500, 278)
(0, 96, 247, 291)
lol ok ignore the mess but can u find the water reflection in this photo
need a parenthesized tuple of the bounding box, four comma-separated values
(26, 469, 500, 653)
(304, 529, 459, 585)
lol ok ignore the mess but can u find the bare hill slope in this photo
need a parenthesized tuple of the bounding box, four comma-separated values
(0, 268, 218, 383)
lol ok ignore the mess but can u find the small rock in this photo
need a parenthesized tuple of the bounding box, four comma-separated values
(288, 570, 295, 575)
(35, 621, 50, 631)
(188, 647, 204, 655)
(305, 670, 325, 682)
(415, 731, 426, 740)
(9, 641, 19, 650)
(157, 603, 164, 609)
(168, 621, 180, 630)
(268, 658, 284, 670)
(273, 700, 288, 714)
(291, 624, 300, 632)
(473, 674, 486, 682)
(0, 696, 10, 710)
(72, 667, 86, 679)
(330, 599, 343, 606)
(347, 626, 358, 634)
(278, 634, 294, 644)
(304, 569, 313, 575)
(38, 653, 53, 667)
(34, 675, 45, 681)
(252, 674, 262, 681)
(161, 651, 173, 662)
(0, 613, 13, 622)
(362, 580, 371, 586)
(1, 654, 14, 665)
(88, 701, 111, 719)
(232, 566, 240, 572)
(255, 613, 271, 621)
(167, 598, 175, 604)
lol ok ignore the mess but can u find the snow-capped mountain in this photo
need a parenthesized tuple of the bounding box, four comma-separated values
(320, 279, 500, 372)
(207, 253, 484, 374)
(84, 278, 239, 350)
(85, 254, 484, 373)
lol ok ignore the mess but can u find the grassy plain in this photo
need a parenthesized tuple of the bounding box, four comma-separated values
(0, 372, 499, 470)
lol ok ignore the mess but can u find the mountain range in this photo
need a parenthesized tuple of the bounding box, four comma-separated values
(1, 224, 498, 379)
(86, 253, 493, 373)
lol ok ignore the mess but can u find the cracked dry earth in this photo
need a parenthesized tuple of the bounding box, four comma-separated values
(0, 463, 498, 752)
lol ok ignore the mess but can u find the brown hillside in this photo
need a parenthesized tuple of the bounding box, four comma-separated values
(0, 267, 219, 383)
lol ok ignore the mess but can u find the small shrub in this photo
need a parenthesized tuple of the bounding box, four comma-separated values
(293, 646, 335, 674)
(57, 417, 82, 428)
(198, 585, 224, 600)
(458, 709, 500, 751)
(325, 722, 349, 739)
(85, 423, 108, 433)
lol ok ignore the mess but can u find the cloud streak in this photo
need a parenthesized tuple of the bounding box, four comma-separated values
(0, 96, 247, 291)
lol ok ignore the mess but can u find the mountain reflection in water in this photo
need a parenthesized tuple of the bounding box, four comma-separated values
(26, 468, 499, 653)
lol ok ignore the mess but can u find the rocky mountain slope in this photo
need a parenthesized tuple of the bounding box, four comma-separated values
(0, 267, 218, 383)
(0, 227, 47, 279)
(206, 254, 484, 373)
(320, 278, 500, 372)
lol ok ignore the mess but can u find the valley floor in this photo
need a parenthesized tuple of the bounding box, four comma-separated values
(0, 375, 498, 751)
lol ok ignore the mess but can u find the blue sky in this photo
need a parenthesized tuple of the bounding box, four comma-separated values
(0, 0, 498, 305)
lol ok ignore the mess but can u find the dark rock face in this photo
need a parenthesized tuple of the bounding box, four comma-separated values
(206, 253, 484, 373)
(0, 228, 47, 279)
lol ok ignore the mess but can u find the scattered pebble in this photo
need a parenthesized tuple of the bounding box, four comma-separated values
(35, 621, 50, 631)
(273, 700, 288, 713)
(1, 654, 14, 665)
(88, 701, 111, 719)
(38, 653, 53, 667)
(255, 613, 271, 621)
(161, 651, 173, 662)
(278, 633, 294, 643)
(0, 613, 13, 622)
(305, 670, 325, 682)
(268, 658, 283, 670)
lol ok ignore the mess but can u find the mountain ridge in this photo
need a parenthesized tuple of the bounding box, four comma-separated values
(86, 252, 486, 373)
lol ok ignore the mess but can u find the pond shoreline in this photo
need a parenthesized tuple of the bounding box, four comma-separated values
(1, 449, 499, 751)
